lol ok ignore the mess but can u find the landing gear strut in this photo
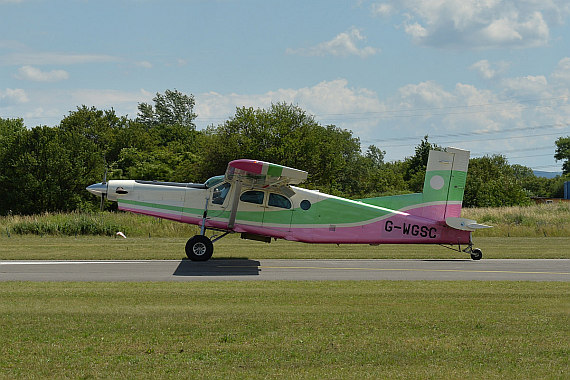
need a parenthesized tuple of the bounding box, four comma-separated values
(439, 241, 483, 260)
(463, 245, 483, 260)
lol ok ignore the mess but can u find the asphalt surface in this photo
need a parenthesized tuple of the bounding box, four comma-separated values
(1, 259, 568, 282)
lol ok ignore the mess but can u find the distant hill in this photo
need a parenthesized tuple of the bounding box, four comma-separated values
(533, 170, 562, 178)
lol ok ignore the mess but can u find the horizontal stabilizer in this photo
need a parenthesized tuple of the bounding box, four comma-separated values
(446, 217, 493, 232)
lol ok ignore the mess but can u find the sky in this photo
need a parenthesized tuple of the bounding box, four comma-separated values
(1, 0, 570, 173)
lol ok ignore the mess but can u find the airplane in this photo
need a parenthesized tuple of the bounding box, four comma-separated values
(87, 147, 491, 261)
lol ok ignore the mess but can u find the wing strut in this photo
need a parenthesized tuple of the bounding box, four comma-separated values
(227, 180, 242, 230)
(200, 196, 209, 235)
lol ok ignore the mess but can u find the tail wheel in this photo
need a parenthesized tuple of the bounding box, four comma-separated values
(470, 248, 482, 261)
(185, 235, 214, 261)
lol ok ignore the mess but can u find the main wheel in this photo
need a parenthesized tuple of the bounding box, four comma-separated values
(470, 248, 482, 261)
(185, 235, 214, 261)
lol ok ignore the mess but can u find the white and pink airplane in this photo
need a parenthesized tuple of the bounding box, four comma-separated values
(87, 147, 490, 261)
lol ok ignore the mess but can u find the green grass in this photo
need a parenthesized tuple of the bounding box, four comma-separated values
(0, 211, 200, 238)
(463, 203, 570, 237)
(0, 281, 567, 379)
(1, 235, 569, 260)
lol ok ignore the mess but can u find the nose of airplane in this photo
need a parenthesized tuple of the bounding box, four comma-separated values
(86, 182, 108, 196)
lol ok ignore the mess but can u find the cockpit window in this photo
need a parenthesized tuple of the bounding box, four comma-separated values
(205, 175, 225, 188)
(240, 190, 264, 205)
(212, 183, 231, 205)
(268, 193, 291, 209)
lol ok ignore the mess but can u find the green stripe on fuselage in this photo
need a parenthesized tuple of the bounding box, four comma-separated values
(118, 199, 186, 213)
(118, 196, 395, 227)
(359, 193, 423, 210)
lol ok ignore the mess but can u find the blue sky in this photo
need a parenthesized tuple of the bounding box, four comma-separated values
(1, 0, 570, 172)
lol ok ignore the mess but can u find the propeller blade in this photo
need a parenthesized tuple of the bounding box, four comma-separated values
(86, 182, 108, 210)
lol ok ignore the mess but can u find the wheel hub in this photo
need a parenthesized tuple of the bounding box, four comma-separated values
(193, 242, 207, 256)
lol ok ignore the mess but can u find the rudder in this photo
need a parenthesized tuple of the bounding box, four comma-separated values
(421, 147, 470, 221)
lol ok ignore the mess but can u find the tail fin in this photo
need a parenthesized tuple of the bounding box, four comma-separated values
(422, 147, 470, 221)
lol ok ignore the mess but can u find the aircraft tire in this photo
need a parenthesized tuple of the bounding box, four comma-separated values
(470, 248, 482, 261)
(186, 235, 214, 261)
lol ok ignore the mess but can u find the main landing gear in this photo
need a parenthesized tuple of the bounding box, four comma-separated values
(185, 196, 220, 261)
(185, 235, 214, 261)
(185, 230, 232, 261)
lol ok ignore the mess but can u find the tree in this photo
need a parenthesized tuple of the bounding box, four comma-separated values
(59, 106, 127, 164)
(554, 136, 570, 175)
(404, 136, 442, 192)
(137, 89, 197, 129)
(365, 145, 385, 168)
(0, 126, 104, 214)
(463, 155, 531, 207)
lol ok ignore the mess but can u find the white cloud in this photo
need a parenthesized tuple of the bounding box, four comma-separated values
(286, 27, 380, 58)
(372, 0, 569, 49)
(551, 57, 570, 83)
(0, 88, 28, 105)
(501, 75, 550, 97)
(0, 88, 153, 127)
(16, 65, 69, 82)
(371, 2, 394, 17)
(0, 52, 119, 66)
(135, 61, 153, 69)
(69, 88, 153, 111)
(469, 59, 510, 80)
(194, 79, 383, 127)
(395, 81, 455, 109)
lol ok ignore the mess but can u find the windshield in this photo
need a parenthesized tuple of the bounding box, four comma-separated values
(205, 175, 225, 188)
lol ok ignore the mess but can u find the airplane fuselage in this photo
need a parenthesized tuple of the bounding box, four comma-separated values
(100, 178, 471, 246)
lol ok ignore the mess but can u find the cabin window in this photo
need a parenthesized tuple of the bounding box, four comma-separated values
(240, 190, 265, 205)
(268, 193, 291, 209)
(212, 183, 231, 205)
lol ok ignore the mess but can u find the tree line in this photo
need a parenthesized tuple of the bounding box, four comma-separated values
(1, 89, 569, 215)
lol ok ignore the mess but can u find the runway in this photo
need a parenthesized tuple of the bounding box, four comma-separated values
(1, 259, 568, 282)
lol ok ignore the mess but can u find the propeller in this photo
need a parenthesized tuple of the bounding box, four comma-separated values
(86, 168, 108, 211)
(100, 168, 107, 211)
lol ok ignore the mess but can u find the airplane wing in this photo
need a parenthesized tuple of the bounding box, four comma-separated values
(226, 159, 308, 187)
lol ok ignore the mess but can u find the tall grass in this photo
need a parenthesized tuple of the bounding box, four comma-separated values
(463, 203, 570, 237)
(0, 203, 569, 238)
(0, 212, 199, 238)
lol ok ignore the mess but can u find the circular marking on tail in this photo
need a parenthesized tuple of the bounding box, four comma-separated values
(430, 175, 445, 190)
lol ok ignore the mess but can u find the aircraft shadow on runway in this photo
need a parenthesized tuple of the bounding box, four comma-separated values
(173, 259, 261, 276)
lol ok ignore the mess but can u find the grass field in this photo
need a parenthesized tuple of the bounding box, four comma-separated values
(0, 235, 569, 260)
(463, 203, 570, 237)
(1, 281, 568, 379)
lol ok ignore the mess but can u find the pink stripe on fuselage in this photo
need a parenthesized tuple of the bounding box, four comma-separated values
(120, 202, 470, 245)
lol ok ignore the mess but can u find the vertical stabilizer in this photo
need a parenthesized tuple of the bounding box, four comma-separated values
(421, 147, 470, 221)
